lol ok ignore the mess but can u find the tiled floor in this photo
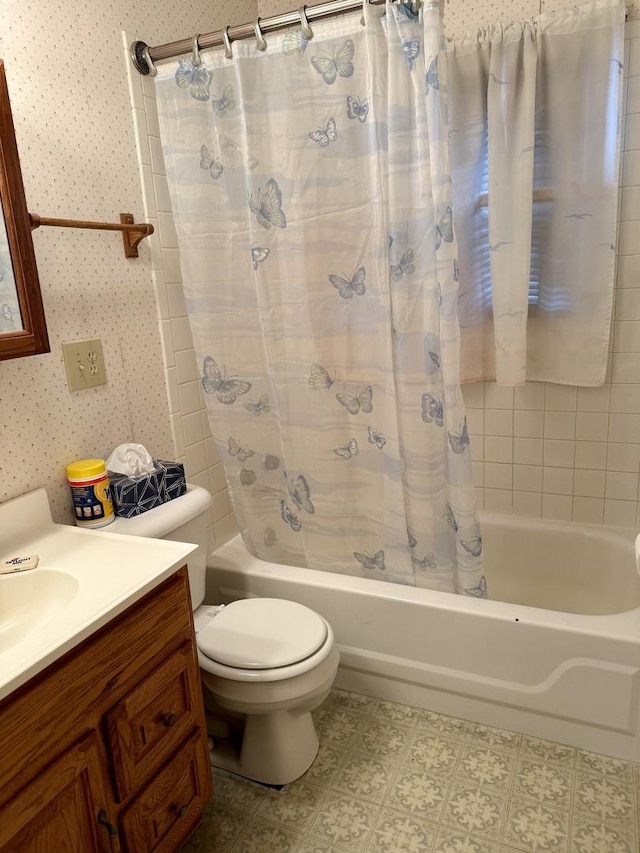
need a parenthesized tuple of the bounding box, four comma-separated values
(182, 688, 640, 853)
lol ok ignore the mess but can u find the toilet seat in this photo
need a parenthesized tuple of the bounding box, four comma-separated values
(196, 598, 328, 670)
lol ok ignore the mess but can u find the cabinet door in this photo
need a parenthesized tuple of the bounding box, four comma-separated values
(0, 732, 119, 853)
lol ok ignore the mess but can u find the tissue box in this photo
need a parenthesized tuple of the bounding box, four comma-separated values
(108, 460, 186, 518)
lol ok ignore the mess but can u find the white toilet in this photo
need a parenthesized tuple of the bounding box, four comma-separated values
(106, 484, 339, 785)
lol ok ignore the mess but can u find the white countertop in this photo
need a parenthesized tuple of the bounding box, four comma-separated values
(0, 488, 196, 701)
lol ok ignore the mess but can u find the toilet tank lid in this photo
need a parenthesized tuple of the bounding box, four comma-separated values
(197, 598, 328, 669)
(107, 484, 212, 538)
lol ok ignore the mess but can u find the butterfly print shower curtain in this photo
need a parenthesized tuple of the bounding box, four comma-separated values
(155, 0, 485, 596)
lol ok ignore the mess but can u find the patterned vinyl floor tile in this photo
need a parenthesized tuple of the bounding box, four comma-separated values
(181, 688, 640, 853)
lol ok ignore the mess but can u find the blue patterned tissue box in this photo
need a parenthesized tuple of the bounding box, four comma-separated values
(108, 460, 186, 518)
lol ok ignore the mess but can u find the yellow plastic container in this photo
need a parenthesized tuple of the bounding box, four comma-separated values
(66, 458, 114, 528)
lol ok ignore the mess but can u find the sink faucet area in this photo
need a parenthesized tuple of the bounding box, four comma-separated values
(0, 488, 196, 700)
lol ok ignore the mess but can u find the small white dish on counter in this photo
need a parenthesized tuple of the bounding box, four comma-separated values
(0, 488, 196, 701)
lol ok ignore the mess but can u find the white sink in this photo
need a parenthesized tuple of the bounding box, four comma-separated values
(0, 488, 196, 700)
(0, 569, 79, 650)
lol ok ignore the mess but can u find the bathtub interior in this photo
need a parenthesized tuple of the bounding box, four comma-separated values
(481, 515, 640, 615)
(205, 516, 640, 760)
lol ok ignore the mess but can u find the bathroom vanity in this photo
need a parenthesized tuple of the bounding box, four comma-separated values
(0, 567, 211, 851)
(0, 490, 213, 851)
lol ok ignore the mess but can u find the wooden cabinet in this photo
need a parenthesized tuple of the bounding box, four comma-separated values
(0, 567, 212, 852)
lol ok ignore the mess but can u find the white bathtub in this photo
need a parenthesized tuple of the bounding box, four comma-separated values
(206, 514, 640, 761)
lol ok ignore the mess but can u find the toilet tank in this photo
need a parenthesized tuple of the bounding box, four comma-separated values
(107, 484, 212, 609)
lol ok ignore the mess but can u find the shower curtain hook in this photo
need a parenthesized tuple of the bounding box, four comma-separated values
(253, 18, 267, 51)
(298, 6, 313, 40)
(141, 44, 157, 77)
(222, 26, 233, 59)
(191, 33, 202, 66)
(361, 0, 367, 27)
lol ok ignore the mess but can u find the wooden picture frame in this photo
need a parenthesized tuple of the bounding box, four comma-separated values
(0, 59, 49, 360)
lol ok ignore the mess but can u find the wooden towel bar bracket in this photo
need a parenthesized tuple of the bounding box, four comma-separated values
(29, 212, 154, 259)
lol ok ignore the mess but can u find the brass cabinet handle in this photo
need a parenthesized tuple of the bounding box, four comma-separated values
(160, 712, 176, 727)
(173, 803, 188, 818)
(97, 809, 118, 838)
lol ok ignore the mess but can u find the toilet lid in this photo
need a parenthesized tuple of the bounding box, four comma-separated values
(197, 598, 328, 669)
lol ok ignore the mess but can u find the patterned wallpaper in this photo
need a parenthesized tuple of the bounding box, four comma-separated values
(2, 0, 640, 534)
(0, 0, 257, 523)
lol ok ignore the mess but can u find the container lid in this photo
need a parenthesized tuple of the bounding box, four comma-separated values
(197, 598, 328, 669)
(66, 458, 107, 479)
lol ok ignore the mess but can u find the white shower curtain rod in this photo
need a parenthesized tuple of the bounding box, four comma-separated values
(131, 0, 421, 75)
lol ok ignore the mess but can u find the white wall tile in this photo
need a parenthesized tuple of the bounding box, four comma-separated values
(175, 348, 198, 384)
(153, 173, 173, 213)
(611, 351, 640, 382)
(620, 185, 640, 221)
(608, 413, 640, 442)
(544, 384, 577, 411)
(514, 410, 544, 438)
(574, 441, 608, 470)
(542, 467, 574, 495)
(182, 410, 205, 447)
(576, 385, 611, 412)
(617, 254, 640, 288)
(605, 470, 639, 500)
(484, 384, 514, 409)
(629, 35, 640, 76)
(514, 437, 543, 466)
(179, 380, 204, 415)
(572, 496, 604, 525)
(625, 112, 640, 151)
(513, 491, 542, 517)
(573, 468, 606, 498)
(612, 321, 640, 351)
(542, 494, 572, 521)
(607, 441, 640, 472)
(622, 149, 640, 186)
(484, 462, 513, 490)
(615, 288, 640, 319)
(543, 411, 576, 440)
(513, 464, 543, 492)
(484, 436, 513, 463)
(514, 382, 545, 410)
(484, 488, 513, 514)
(186, 441, 208, 477)
(543, 439, 575, 468)
(604, 499, 637, 527)
(484, 409, 513, 436)
(170, 317, 194, 352)
(575, 412, 609, 442)
(610, 383, 640, 412)
(627, 74, 640, 115)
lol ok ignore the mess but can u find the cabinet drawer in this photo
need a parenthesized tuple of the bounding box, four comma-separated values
(120, 729, 211, 853)
(105, 642, 202, 801)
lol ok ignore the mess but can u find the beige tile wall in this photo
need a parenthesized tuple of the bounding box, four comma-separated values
(132, 2, 640, 541)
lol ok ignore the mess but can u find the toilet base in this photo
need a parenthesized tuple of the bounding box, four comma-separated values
(210, 708, 319, 786)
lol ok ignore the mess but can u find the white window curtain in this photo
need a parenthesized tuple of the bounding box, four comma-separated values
(447, 0, 625, 387)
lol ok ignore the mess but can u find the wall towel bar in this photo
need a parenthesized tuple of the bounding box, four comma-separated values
(28, 212, 154, 258)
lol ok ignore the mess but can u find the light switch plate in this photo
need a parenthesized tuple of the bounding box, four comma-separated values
(62, 338, 107, 391)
